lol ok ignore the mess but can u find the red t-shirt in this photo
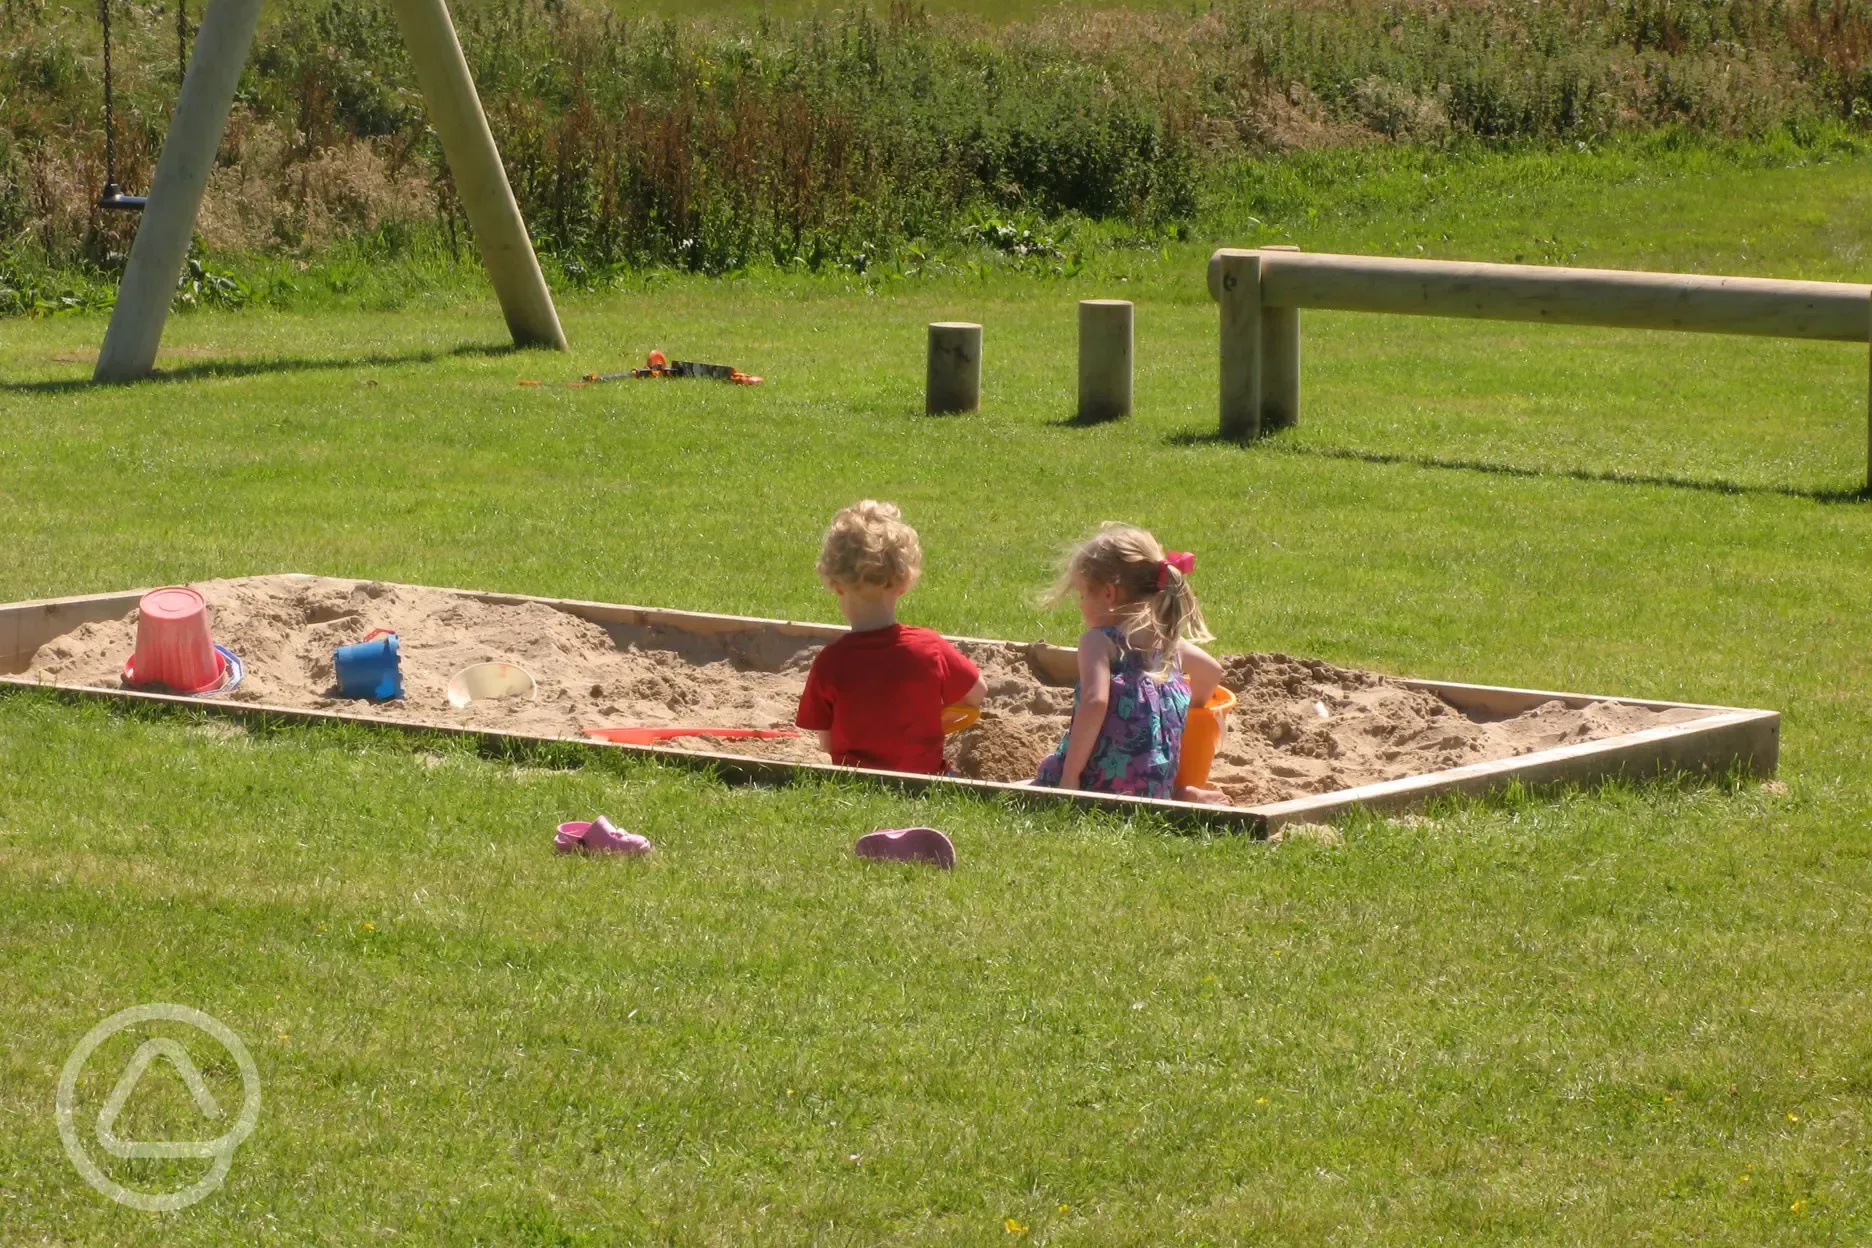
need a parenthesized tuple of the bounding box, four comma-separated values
(796, 625, 981, 774)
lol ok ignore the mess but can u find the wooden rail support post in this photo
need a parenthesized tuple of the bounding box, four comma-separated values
(927, 322, 982, 414)
(1260, 245, 1302, 430)
(1077, 299, 1133, 422)
(1210, 249, 1263, 439)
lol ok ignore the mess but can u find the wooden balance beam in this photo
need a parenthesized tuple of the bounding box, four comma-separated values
(1208, 247, 1872, 490)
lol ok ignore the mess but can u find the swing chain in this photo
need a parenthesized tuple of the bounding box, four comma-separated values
(97, 0, 178, 211)
(98, 0, 118, 190)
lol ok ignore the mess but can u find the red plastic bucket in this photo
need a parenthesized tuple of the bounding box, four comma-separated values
(123, 587, 223, 693)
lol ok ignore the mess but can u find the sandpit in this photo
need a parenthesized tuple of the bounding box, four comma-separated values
(20, 575, 1708, 805)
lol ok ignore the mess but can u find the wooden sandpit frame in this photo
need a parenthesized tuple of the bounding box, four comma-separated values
(0, 576, 1780, 834)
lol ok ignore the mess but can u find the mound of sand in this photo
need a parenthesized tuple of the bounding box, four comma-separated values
(22, 576, 1706, 805)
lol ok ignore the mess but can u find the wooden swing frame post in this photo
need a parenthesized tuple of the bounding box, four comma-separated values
(95, 0, 564, 384)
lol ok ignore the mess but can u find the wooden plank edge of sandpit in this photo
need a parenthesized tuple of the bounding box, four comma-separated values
(1027, 647, 1757, 714)
(0, 574, 1060, 671)
(1397, 676, 1746, 717)
(0, 676, 1780, 836)
(0, 587, 151, 674)
(1253, 708, 1780, 831)
(0, 676, 1266, 833)
(445, 583, 1061, 659)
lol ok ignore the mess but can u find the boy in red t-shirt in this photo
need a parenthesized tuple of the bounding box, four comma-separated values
(796, 500, 985, 775)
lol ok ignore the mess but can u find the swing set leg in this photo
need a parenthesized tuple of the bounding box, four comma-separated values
(388, 0, 565, 351)
(95, 0, 566, 383)
(94, 0, 262, 384)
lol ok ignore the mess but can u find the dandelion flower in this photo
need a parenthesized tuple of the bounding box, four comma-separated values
(1005, 1217, 1028, 1235)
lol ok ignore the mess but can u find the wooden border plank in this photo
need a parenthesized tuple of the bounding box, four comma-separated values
(0, 589, 148, 675)
(1399, 677, 1741, 717)
(0, 676, 1264, 832)
(1252, 709, 1778, 829)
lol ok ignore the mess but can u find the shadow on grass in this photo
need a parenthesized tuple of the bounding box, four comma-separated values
(2, 342, 526, 395)
(1050, 410, 1128, 430)
(1164, 430, 1871, 504)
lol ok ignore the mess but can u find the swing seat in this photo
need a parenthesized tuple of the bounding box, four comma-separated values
(97, 182, 147, 212)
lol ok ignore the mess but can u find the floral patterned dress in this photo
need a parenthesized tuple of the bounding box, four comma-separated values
(1034, 626, 1191, 799)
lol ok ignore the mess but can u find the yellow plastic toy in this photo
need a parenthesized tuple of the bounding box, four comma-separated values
(942, 704, 981, 735)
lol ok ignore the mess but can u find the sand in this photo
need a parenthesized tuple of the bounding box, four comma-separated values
(22, 575, 1707, 805)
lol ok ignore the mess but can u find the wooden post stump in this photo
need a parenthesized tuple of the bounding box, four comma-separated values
(1077, 299, 1134, 422)
(1209, 250, 1263, 439)
(927, 322, 982, 414)
(1260, 244, 1302, 430)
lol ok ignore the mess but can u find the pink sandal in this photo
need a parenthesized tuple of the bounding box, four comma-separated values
(554, 816, 655, 857)
(855, 827, 956, 870)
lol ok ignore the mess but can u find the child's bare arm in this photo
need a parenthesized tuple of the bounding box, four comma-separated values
(1057, 630, 1115, 790)
(1179, 640, 1223, 706)
(960, 676, 987, 708)
(814, 731, 834, 753)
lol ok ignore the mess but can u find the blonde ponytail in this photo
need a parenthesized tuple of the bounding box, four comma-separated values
(1046, 522, 1212, 677)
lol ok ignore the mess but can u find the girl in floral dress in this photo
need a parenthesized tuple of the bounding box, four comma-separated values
(1034, 523, 1227, 804)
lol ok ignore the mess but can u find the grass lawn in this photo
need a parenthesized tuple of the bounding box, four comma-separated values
(2, 145, 1871, 1243)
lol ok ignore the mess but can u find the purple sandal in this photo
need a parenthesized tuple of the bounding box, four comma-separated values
(855, 827, 956, 870)
(555, 816, 655, 857)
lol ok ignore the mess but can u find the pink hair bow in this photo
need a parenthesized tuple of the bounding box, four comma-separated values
(1157, 551, 1195, 589)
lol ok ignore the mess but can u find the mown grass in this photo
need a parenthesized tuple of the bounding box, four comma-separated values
(1, 148, 1870, 1243)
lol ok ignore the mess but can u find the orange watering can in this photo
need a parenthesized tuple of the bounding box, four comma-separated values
(1176, 686, 1237, 789)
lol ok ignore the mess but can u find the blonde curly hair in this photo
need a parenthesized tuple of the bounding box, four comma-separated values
(817, 500, 924, 592)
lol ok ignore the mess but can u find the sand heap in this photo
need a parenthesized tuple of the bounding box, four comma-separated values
(23, 575, 1704, 805)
